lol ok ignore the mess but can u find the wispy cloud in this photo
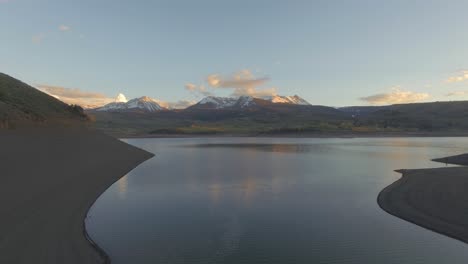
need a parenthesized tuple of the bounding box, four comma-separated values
(446, 90, 468, 97)
(446, 70, 468, 83)
(185, 83, 212, 97)
(36, 84, 195, 109)
(36, 84, 116, 108)
(205, 70, 277, 97)
(59, 25, 71, 32)
(32, 33, 46, 44)
(185, 83, 197, 91)
(360, 87, 430, 105)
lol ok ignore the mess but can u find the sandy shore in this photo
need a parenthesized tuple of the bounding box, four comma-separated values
(432, 153, 468, 166)
(0, 128, 153, 264)
(378, 165, 468, 244)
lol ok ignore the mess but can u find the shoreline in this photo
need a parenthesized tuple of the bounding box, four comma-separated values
(378, 162, 468, 244)
(118, 131, 468, 139)
(0, 128, 154, 264)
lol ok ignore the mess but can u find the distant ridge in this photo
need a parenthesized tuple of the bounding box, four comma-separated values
(90, 97, 468, 137)
(90, 94, 345, 136)
(0, 73, 88, 128)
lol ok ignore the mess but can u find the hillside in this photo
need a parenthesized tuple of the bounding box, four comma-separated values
(89, 102, 352, 136)
(0, 73, 88, 128)
(89, 99, 468, 137)
(346, 101, 468, 131)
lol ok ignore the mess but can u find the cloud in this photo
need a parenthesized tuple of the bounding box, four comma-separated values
(36, 84, 116, 108)
(186, 70, 278, 98)
(0, 0, 10, 3)
(59, 25, 71, 32)
(446, 91, 468, 97)
(206, 70, 277, 97)
(446, 70, 468, 83)
(184, 83, 197, 91)
(360, 88, 430, 105)
(38, 85, 106, 98)
(37, 84, 194, 109)
(32, 33, 45, 44)
(185, 83, 213, 97)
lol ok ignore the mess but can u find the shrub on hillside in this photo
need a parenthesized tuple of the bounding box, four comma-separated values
(67, 104, 88, 119)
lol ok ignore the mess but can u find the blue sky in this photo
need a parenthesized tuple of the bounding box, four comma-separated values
(2, 0, 468, 107)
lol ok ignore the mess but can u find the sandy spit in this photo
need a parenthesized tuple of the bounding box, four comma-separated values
(0, 128, 153, 264)
(378, 166, 468, 244)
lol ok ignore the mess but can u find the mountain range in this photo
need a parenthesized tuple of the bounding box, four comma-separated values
(89, 96, 468, 136)
(4, 72, 468, 137)
(189, 95, 310, 110)
(95, 96, 166, 112)
(94, 94, 311, 112)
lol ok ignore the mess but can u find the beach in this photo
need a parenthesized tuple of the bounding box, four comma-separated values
(378, 165, 468, 244)
(0, 128, 153, 264)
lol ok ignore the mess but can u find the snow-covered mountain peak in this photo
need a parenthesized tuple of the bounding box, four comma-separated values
(198, 96, 238, 109)
(137, 96, 154, 102)
(236, 96, 255, 108)
(193, 94, 310, 110)
(96, 96, 165, 112)
(264, 95, 310, 105)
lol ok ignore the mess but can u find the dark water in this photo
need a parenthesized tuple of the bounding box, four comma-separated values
(87, 137, 468, 264)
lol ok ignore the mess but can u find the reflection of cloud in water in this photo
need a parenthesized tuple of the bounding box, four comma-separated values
(117, 175, 128, 200)
(241, 177, 256, 206)
(209, 183, 222, 204)
(182, 143, 331, 154)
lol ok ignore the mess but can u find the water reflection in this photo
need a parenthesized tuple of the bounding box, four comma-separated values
(117, 174, 128, 200)
(182, 143, 330, 154)
(209, 183, 222, 205)
(88, 137, 468, 264)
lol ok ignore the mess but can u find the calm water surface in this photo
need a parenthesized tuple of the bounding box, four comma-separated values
(87, 137, 468, 264)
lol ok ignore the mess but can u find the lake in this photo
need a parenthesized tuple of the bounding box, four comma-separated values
(86, 137, 468, 264)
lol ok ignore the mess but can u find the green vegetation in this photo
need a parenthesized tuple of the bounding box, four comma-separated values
(90, 109, 364, 136)
(67, 104, 87, 118)
(0, 90, 5, 101)
(0, 73, 89, 127)
(351, 101, 468, 132)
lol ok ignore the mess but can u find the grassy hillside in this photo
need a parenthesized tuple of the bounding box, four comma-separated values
(350, 101, 468, 132)
(0, 73, 88, 128)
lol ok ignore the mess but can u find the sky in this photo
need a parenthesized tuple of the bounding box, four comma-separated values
(2, 0, 468, 108)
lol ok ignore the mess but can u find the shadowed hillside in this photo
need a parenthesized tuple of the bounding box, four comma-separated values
(344, 101, 468, 132)
(0, 73, 88, 128)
